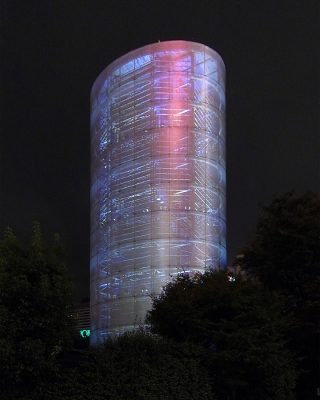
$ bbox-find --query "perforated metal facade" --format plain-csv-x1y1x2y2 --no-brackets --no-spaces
90,41,226,345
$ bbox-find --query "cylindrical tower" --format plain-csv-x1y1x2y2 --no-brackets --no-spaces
90,41,226,345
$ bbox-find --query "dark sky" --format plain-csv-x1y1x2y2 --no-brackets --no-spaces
1,0,319,300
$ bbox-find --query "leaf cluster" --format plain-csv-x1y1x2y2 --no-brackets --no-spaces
29,331,215,400
238,191,320,399
147,271,296,400
0,223,73,396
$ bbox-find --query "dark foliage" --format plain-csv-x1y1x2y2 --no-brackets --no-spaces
28,331,214,400
147,271,296,400
0,223,73,398
238,192,320,399
0,224,214,400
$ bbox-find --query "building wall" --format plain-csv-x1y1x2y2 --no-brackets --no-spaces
90,41,226,345
71,301,90,337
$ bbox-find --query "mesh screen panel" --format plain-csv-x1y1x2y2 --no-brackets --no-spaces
90,41,226,345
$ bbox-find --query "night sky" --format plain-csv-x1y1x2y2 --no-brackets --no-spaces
1,1,319,300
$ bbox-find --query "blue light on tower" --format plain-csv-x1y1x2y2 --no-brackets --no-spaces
90,41,226,345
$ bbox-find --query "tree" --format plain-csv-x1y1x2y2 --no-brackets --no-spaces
29,331,215,400
0,223,73,398
147,271,296,400
238,191,320,399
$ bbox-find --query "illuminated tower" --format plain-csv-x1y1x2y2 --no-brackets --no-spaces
90,41,226,345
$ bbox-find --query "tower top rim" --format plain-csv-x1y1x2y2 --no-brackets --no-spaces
91,40,225,100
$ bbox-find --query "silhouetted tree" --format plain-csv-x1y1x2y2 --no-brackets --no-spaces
147,271,296,400
29,331,215,400
0,223,73,398
238,192,320,399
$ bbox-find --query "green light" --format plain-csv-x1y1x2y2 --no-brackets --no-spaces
80,329,90,338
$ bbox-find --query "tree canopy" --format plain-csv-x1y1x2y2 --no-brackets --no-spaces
239,191,320,295
238,191,320,399
147,271,296,400
0,223,73,397
28,332,215,400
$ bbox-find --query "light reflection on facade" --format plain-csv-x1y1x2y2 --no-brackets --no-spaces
90,41,226,345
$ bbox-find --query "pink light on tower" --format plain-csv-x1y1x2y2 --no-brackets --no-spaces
90,41,226,344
